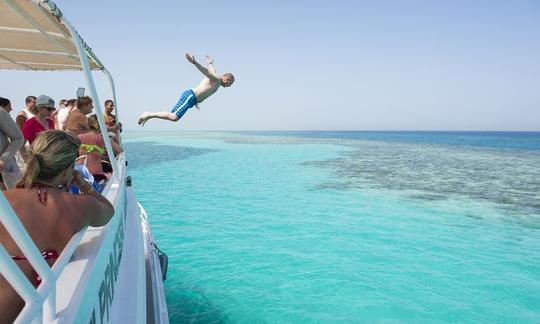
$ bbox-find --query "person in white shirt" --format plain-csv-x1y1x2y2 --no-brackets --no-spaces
52,99,70,130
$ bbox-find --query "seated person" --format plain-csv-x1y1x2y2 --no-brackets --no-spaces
79,115,123,178
0,130,114,323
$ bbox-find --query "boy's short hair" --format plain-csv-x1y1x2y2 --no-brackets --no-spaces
25,96,36,104
104,99,113,106
223,73,235,83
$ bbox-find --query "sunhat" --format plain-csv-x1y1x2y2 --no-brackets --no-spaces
35,95,55,108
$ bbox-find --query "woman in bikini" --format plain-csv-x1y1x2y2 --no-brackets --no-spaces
0,130,115,323
79,115,123,176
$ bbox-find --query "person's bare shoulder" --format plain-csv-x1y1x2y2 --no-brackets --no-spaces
57,192,97,230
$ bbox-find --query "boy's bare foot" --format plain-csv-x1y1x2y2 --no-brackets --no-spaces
137,112,150,127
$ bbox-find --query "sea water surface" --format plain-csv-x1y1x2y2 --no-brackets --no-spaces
123,131,540,323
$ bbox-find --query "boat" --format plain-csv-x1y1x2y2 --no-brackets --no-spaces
0,0,169,323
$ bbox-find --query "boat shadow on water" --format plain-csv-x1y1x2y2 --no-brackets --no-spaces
123,142,218,170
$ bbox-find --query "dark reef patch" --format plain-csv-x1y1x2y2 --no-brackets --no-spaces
124,142,218,170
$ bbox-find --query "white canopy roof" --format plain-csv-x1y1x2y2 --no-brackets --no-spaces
0,0,103,71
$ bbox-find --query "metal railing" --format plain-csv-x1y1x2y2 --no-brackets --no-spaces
0,1,125,322
0,156,126,323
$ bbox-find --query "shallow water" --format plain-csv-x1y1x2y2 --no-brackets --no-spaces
124,131,540,323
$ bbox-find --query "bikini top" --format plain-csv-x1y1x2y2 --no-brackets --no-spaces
11,250,59,287
80,143,106,155
32,182,61,206
9,183,61,286
80,133,106,155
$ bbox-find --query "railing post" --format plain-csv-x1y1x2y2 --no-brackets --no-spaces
0,193,54,322
103,68,123,172
62,20,118,175
0,245,41,305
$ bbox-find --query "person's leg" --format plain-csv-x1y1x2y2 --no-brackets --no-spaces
137,111,178,126
138,89,196,126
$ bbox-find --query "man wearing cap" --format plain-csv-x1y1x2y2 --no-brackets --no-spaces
21,95,55,145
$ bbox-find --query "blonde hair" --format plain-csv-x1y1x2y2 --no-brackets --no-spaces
88,114,100,131
17,130,80,188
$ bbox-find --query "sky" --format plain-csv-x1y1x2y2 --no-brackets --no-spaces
3,0,540,131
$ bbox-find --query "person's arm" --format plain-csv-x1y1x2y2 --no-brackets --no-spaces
15,113,26,130
205,55,217,75
106,122,122,134
185,53,220,81
111,139,123,156
71,171,114,228
51,109,59,129
0,110,24,163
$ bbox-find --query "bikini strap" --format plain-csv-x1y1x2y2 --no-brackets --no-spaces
11,250,59,261
31,183,60,206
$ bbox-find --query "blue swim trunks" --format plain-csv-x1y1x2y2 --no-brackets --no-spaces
171,89,197,120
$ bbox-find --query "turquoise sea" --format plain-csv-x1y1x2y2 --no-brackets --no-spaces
124,131,540,323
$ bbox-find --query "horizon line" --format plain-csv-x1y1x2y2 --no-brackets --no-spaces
122,129,540,133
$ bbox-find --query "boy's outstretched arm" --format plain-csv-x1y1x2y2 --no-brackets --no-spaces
205,55,217,75
185,53,220,81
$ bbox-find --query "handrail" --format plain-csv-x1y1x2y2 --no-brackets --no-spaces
7,156,125,324
65,157,127,323
61,17,119,175
0,194,53,322
103,68,123,148
0,239,42,307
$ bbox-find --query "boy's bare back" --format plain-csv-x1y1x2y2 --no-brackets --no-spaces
192,77,221,103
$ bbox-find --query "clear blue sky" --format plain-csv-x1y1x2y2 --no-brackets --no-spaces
3,0,540,131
